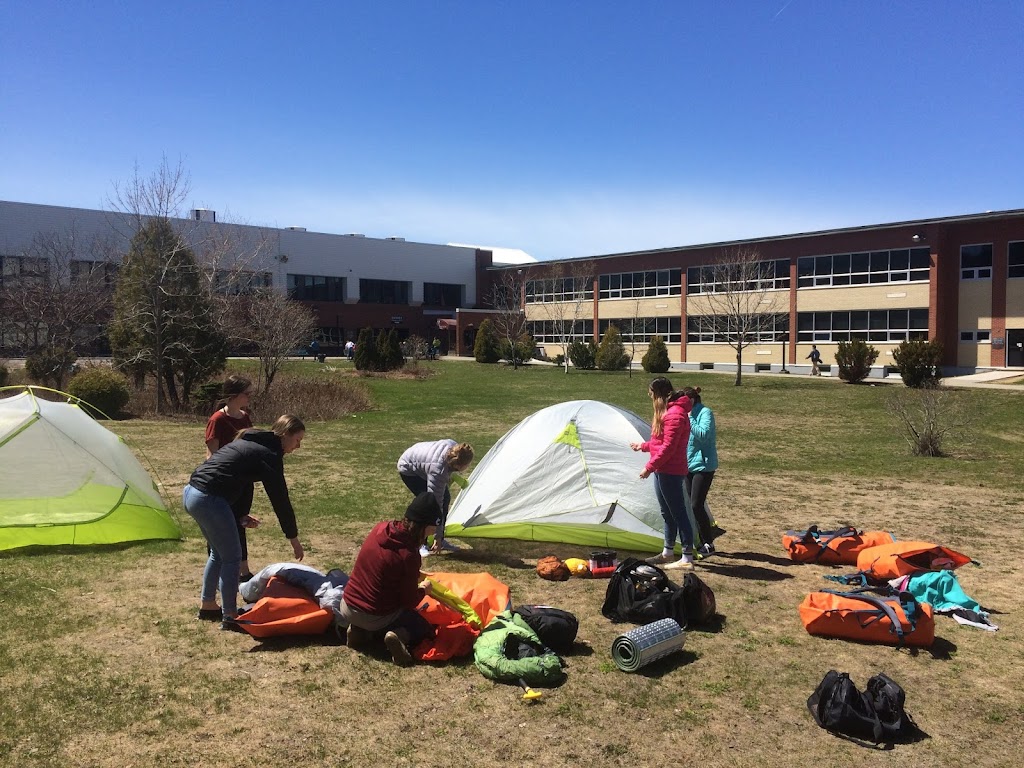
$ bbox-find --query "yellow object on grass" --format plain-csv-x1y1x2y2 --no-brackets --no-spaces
564,557,591,577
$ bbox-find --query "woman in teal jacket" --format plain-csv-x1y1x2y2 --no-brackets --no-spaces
683,386,720,558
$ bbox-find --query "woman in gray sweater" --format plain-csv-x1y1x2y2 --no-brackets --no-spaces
396,439,473,555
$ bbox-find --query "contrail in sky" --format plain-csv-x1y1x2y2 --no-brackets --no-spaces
773,0,794,19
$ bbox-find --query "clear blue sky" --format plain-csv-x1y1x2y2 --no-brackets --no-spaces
2,1,1022,260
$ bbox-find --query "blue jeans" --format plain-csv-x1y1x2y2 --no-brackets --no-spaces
654,472,694,552
183,484,242,617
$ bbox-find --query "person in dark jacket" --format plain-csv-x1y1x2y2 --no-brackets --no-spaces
339,493,440,666
183,414,306,631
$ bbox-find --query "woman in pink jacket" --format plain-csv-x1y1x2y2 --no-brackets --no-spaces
630,377,695,571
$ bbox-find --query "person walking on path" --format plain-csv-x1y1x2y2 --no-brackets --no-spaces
183,415,306,632
682,386,720,560
806,345,822,376
630,377,696,571
397,439,474,556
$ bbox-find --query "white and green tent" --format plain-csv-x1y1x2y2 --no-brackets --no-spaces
0,387,180,551
446,399,696,553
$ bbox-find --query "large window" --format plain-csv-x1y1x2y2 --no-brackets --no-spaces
598,269,681,299
528,319,594,344
1008,242,1024,279
287,274,345,301
359,278,410,305
0,255,49,287
214,269,272,295
687,260,789,295
526,277,594,304
423,282,464,307
796,308,928,343
797,247,929,288
686,313,788,343
70,260,119,287
601,317,682,344
960,244,992,280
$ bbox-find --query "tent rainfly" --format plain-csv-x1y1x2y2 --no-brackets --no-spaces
445,399,697,552
0,387,180,551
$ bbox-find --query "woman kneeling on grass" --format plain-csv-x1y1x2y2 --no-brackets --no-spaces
183,415,306,632
339,493,440,666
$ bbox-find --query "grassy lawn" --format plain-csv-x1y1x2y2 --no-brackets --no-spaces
2,361,1023,767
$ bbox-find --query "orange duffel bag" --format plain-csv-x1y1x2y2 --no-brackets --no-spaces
236,577,334,638
799,588,935,647
855,541,974,581
782,525,895,565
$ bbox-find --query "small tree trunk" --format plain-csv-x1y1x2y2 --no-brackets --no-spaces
735,349,743,386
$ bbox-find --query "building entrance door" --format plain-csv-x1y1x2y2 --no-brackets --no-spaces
1007,329,1024,367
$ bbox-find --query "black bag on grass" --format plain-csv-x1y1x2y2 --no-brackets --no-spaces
601,558,716,628
512,606,579,654
807,670,923,747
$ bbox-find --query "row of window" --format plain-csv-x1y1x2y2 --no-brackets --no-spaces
598,270,682,299
795,308,928,343
960,330,991,343
598,317,682,344
687,260,790,295
686,314,789,343
528,319,595,343
961,242,1024,280
526,277,593,303
287,274,346,302
798,247,931,287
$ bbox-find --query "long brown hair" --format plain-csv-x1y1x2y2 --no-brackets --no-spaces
447,442,474,470
649,377,674,437
218,375,252,407
271,414,305,438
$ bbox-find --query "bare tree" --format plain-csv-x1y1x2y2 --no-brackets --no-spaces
622,272,656,379
692,248,787,386
886,387,975,457
0,226,118,387
488,269,530,370
222,289,316,393
527,261,594,373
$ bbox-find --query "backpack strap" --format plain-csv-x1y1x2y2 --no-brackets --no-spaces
820,588,917,646
823,572,870,587
811,526,860,562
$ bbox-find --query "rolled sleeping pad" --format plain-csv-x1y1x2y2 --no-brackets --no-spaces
611,618,685,672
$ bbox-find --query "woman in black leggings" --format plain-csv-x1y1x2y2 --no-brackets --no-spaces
682,386,720,558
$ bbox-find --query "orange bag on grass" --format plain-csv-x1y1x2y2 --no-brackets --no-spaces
855,541,973,581
782,525,895,565
236,577,333,638
799,588,935,648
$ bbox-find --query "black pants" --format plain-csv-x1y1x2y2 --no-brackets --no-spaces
685,471,716,546
399,474,451,537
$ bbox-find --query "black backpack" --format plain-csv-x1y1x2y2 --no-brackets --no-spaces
808,670,923,747
601,558,716,628
512,606,579,654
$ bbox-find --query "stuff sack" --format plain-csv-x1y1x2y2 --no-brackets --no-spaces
513,605,579,654
536,556,571,581
782,525,895,565
799,588,934,647
855,540,973,581
808,670,923,746
236,577,334,638
680,571,717,627
601,557,716,628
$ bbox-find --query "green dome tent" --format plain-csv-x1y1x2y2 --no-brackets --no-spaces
0,386,180,551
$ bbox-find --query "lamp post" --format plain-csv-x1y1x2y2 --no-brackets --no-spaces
780,331,789,374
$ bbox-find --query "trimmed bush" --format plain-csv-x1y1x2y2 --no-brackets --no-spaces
499,331,535,366
354,327,382,371
379,328,404,370
642,336,671,373
474,319,501,364
567,340,597,370
0,363,8,388
835,339,879,383
67,366,131,419
596,325,630,370
893,339,943,388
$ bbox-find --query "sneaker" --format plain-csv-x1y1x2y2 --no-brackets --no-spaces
384,630,413,667
418,545,432,558
695,543,717,560
197,607,222,621
662,556,695,572
346,624,371,650
645,553,675,565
